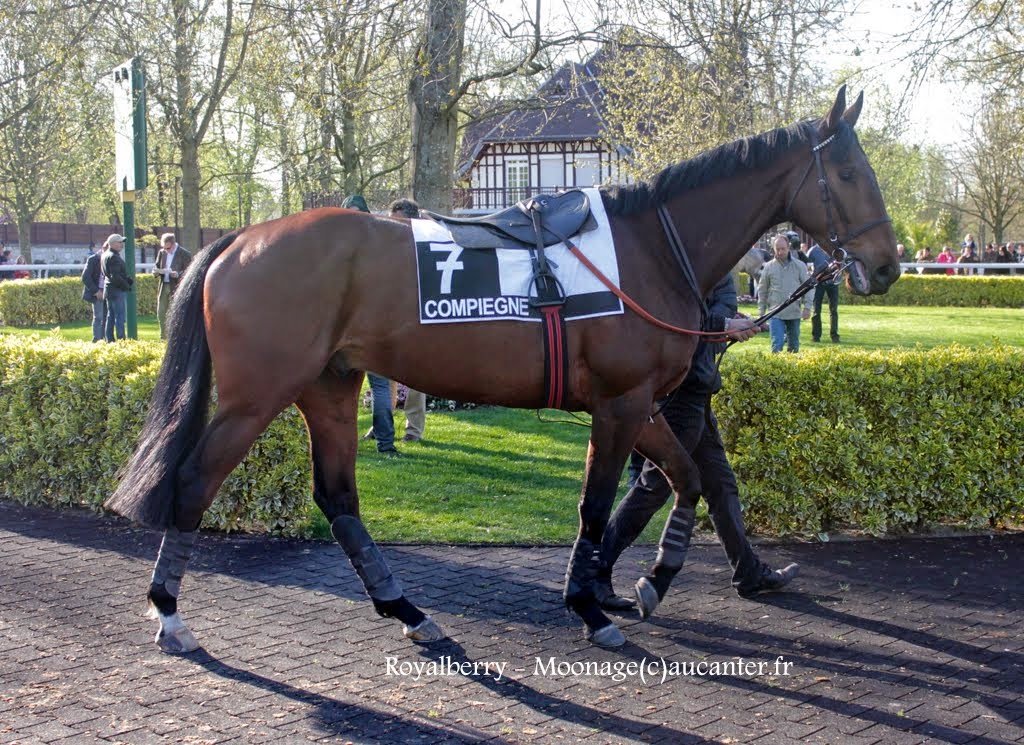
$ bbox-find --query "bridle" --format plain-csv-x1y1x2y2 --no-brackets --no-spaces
784,126,892,274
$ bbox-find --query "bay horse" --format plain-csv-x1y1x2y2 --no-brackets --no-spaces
106,86,899,652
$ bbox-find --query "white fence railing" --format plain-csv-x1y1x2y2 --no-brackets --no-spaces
2,261,1024,277
898,262,1024,275
0,263,157,278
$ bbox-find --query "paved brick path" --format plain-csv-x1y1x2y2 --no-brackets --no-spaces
1,501,1022,744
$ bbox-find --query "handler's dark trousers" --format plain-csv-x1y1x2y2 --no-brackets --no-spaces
811,282,839,341
602,390,762,593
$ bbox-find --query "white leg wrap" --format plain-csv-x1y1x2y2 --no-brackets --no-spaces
151,526,197,597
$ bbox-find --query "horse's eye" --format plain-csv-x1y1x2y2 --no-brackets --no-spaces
839,168,855,182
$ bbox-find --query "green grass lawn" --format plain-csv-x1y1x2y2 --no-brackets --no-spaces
731,304,1024,353
5,306,1024,350
4,305,1024,542
0,315,164,341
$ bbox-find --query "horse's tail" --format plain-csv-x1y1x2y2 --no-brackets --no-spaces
104,232,238,529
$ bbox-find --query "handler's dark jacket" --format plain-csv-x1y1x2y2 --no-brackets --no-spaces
683,274,735,396
101,249,134,293
81,252,102,301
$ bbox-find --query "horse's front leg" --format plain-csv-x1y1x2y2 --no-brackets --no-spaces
565,390,651,647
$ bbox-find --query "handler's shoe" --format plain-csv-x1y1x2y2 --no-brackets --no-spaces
736,562,800,599
594,577,637,611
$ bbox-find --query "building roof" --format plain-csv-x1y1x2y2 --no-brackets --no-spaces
456,42,628,177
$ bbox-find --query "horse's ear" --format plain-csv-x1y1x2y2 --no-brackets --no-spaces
842,90,864,128
825,85,848,130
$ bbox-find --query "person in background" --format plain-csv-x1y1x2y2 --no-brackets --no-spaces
785,231,809,262
152,233,193,339
895,243,909,272
807,244,840,343
937,245,957,276
12,255,30,280
958,242,979,275
388,198,428,443
993,244,1015,275
0,246,10,281
342,195,401,457
81,247,106,342
758,234,811,353
914,245,934,274
100,234,133,342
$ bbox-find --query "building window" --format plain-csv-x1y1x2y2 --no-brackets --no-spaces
506,158,529,205
539,155,564,193
573,155,600,187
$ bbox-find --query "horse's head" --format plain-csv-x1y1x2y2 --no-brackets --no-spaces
733,247,766,283
786,86,900,295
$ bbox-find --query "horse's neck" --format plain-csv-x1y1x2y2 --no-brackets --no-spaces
671,155,796,295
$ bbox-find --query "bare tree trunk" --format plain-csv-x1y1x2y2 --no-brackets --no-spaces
15,212,32,263
341,99,358,195
278,124,292,213
314,88,333,193
408,0,466,213
180,138,201,250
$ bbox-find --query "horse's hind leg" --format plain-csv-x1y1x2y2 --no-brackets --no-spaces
148,403,293,653
295,367,443,643
628,413,704,620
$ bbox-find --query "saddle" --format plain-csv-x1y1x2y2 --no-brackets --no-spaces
424,190,596,251
426,191,596,409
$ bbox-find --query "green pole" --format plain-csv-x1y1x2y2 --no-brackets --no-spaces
123,191,138,339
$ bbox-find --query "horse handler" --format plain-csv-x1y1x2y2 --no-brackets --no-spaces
595,274,799,617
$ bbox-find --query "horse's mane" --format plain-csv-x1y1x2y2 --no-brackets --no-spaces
601,119,858,216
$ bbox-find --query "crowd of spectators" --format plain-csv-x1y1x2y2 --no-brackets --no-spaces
904,234,1024,275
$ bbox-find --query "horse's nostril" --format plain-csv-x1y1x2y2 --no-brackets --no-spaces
874,263,897,283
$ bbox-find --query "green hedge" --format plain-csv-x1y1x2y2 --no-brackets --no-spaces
716,346,1024,535
0,275,160,326
0,336,311,535
1,336,1021,537
841,273,1024,307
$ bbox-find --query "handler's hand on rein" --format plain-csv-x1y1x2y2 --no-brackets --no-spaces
724,316,759,342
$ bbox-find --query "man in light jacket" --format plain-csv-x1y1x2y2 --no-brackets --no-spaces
758,234,811,353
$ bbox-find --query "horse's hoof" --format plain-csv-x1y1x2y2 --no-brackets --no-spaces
585,623,626,648
635,577,661,620
154,612,200,654
155,625,200,654
403,615,445,643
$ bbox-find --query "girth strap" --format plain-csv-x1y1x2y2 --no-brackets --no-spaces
541,306,568,409
525,197,570,409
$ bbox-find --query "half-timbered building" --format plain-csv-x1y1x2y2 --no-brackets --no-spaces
454,45,633,214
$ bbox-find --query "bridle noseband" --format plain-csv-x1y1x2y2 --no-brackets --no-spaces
785,127,892,272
